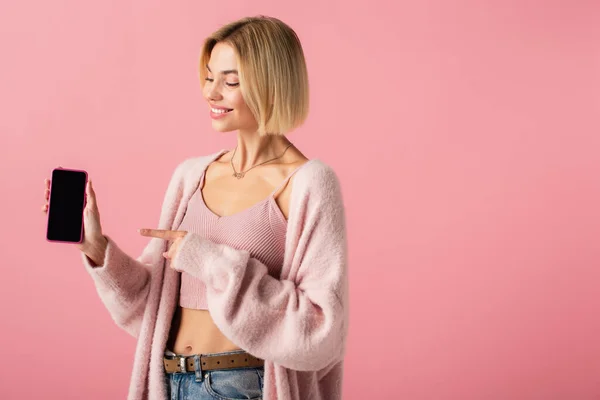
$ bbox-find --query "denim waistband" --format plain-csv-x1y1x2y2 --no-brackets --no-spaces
163,347,263,380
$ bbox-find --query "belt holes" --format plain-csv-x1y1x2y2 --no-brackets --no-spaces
217,361,220,364
203,362,206,365
231,360,234,363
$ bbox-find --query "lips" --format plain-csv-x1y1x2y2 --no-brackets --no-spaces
210,105,233,111
210,107,233,119
211,108,233,113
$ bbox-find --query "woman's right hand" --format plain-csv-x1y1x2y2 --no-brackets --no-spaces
42,178,108,265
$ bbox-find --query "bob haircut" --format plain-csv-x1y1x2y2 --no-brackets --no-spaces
199,16,310,136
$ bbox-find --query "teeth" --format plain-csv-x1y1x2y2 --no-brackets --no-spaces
212,108,231,114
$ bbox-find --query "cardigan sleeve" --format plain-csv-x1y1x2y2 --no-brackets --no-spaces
81,161,186,338
173,165,349,371
81,235,158,338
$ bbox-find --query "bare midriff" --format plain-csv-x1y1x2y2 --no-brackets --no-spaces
168,307,242,354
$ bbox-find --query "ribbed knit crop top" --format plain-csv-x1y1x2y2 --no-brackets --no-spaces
176,160,311,310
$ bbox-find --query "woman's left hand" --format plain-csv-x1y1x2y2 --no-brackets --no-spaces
138,228,188,270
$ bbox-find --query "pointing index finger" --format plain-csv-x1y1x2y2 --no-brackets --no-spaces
138,229,186,239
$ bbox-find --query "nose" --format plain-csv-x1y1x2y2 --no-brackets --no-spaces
205,82,222,101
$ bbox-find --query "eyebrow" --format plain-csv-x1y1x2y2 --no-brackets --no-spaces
206,65,238,75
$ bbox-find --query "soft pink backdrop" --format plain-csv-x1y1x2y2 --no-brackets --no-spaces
1,1,599,399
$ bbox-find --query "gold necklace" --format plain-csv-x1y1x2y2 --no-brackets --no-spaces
230,142,294,179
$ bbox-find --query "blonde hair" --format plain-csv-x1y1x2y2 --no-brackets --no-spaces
199,16,309,136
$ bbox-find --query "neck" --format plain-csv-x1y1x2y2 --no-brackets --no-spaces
232,129,291,170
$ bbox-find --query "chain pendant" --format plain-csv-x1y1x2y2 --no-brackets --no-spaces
230,142,293,181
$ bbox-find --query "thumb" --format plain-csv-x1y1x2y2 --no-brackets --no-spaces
86,180,97,210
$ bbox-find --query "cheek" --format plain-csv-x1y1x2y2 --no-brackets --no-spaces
236,105,254,122
228,93,255,122
227,90,246,110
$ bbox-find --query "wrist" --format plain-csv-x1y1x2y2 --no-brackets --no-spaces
85,235,108,266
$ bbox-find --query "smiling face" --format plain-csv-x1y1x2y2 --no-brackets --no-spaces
202,42,258,133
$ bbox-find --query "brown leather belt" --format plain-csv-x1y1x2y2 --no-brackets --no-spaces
164,352,264,374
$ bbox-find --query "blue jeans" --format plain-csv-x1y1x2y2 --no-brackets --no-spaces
164,349,264,400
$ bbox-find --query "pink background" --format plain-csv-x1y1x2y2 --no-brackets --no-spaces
1,1,599,399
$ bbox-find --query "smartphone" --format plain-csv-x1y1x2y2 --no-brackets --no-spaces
46,167,88,243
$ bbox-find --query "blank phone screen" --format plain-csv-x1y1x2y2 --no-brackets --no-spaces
46,169,87,243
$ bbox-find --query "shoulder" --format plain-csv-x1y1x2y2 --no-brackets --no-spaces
290,158,345,211
294,158,344,195
288,158,347,231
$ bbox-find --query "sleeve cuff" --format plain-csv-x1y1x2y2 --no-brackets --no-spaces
173,233,252,293
172,232,207,280
81,235,143,290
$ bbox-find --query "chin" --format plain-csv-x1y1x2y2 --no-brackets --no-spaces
211,123,237,133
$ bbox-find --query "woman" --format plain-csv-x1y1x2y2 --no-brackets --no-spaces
42,15,348,400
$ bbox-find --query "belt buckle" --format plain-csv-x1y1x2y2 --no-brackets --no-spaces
165,353,188,374
177,355,187,373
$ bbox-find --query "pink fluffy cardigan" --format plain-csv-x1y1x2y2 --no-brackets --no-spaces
81,149,350,400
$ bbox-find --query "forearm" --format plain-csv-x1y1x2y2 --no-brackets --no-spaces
83,235,109,267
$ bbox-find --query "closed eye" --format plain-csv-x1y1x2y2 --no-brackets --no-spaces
205,78,239,87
